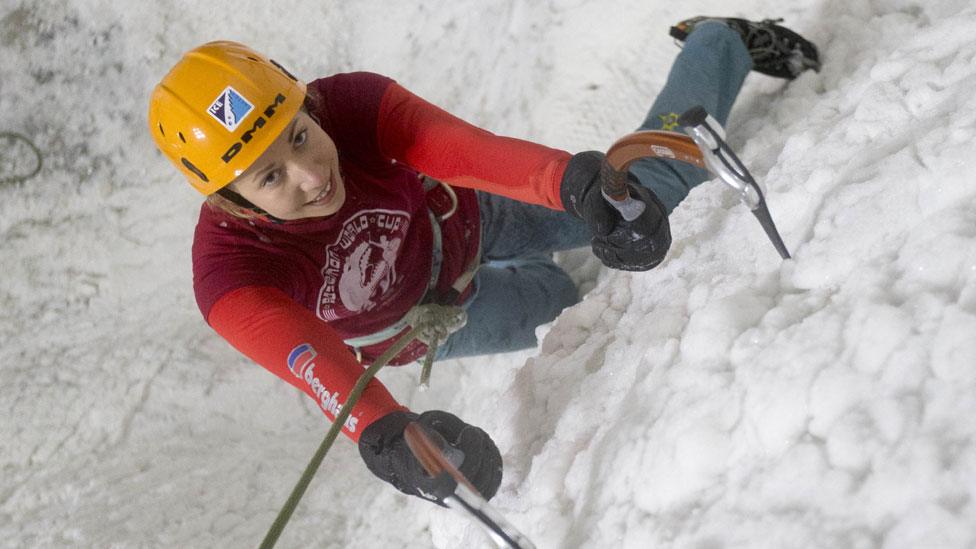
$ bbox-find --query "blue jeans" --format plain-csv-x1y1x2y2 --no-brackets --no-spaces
438,22,752,359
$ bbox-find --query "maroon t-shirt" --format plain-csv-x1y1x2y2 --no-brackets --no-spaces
193,73,480,362
192,72,572,437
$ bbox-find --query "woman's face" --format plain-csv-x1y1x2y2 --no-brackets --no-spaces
227,110,346,220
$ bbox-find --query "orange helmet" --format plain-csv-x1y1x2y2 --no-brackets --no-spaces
148,41,307,195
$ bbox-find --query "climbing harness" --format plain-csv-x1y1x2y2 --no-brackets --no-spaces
344,176,479,387
0,132,43,185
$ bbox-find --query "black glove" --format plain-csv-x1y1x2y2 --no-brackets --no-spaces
560,151,671,271
358,410,502,506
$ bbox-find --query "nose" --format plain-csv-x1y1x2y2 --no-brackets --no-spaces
290,158,326,192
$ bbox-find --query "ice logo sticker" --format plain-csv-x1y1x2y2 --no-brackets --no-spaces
287,343,317,380
207,86,253,132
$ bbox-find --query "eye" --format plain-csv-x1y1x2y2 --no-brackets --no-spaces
260,169,281,188
293,128,307,148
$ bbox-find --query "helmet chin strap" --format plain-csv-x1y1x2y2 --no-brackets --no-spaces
216,188,286,224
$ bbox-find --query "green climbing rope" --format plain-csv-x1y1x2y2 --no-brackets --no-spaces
258,324,422,549
419,344,437,389
0,132,43,185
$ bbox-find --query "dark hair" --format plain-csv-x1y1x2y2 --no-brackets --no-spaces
303,87,327,128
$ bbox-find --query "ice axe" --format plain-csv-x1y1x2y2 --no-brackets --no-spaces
599,105,791,260
404,422,537,549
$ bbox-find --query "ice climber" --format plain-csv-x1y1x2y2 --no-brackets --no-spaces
147,17,820,505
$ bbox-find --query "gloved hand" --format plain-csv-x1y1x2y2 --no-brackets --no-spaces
358,410,502,506
560,151,672,271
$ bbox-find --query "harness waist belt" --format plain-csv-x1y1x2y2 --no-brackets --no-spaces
342,177,479,350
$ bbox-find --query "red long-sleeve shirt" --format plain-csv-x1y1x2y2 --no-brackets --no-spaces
194,72,570,441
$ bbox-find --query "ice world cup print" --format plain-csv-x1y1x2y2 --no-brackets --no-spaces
317,209,410,321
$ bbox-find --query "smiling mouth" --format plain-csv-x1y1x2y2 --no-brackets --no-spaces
306,176,335,206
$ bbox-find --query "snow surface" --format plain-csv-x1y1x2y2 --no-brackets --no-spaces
2,0,976,547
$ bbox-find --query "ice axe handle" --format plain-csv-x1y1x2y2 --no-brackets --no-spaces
599,130,706,222
599,159,645,222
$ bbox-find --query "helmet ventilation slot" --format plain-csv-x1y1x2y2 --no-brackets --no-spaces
181,157,209,183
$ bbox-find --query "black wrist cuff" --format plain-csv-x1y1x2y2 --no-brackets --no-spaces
559,151,604,219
